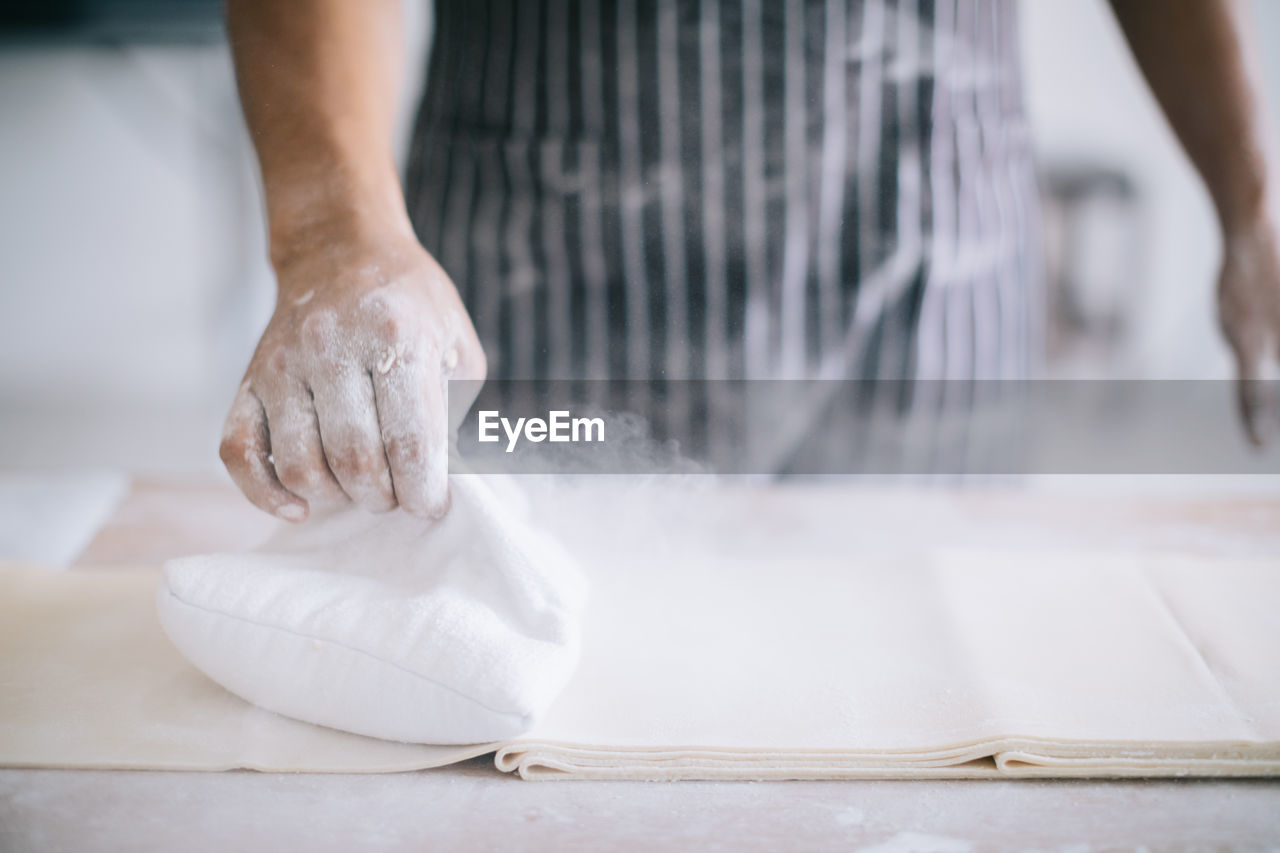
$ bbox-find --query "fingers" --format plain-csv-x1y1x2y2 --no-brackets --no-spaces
1224,322,1276,447
219,383,308,522
257,377,347,512
310,366,398,512
1236,363,1272,449
372,350,451,518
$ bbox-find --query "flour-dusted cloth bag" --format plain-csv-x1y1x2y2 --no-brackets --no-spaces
157,475,587,745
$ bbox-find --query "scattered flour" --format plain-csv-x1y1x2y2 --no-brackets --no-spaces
856,831,973,853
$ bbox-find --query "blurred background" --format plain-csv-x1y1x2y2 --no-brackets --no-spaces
1,0,1279,475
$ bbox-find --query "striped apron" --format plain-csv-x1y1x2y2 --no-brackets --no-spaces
405,0,1042,388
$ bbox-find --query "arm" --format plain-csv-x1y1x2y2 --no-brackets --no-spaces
1109,0,1279,442
223,0,485,521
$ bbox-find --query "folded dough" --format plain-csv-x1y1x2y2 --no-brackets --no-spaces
156,475,586,745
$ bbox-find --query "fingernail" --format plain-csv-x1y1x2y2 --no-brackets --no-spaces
277,503,307,523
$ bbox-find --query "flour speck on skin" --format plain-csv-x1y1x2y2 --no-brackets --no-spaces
293,289,315,306
377,342,409,375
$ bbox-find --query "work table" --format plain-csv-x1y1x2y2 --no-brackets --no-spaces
2,474,1278,850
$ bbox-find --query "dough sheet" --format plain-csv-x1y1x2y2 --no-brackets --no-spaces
496,548,1280,779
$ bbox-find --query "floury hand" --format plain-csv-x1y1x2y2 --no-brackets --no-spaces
221,229,486,522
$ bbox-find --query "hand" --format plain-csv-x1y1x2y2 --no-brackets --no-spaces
1218,214,1280,445
220,227,486,521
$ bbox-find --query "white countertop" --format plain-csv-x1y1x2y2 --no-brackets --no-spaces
4,762,1279,851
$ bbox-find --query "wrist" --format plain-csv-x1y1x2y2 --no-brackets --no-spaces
1220,187,1275,247
267,203,425,304
263,158,413,270
270,204,411,268
1214,147,1273,238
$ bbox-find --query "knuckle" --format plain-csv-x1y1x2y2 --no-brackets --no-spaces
219,435,251,471
360,289,416,337
386,434,426,467
380,312,406,341
263,347,288,376
299,309,339,353
275,461,318,492
328,445,379,482
358,287,399,319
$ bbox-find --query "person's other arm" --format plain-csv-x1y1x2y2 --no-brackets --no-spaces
223,0,485,521
1109,0,1279,443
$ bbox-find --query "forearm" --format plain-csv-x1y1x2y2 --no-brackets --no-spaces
226,0,410,264
1109,0,1273,234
